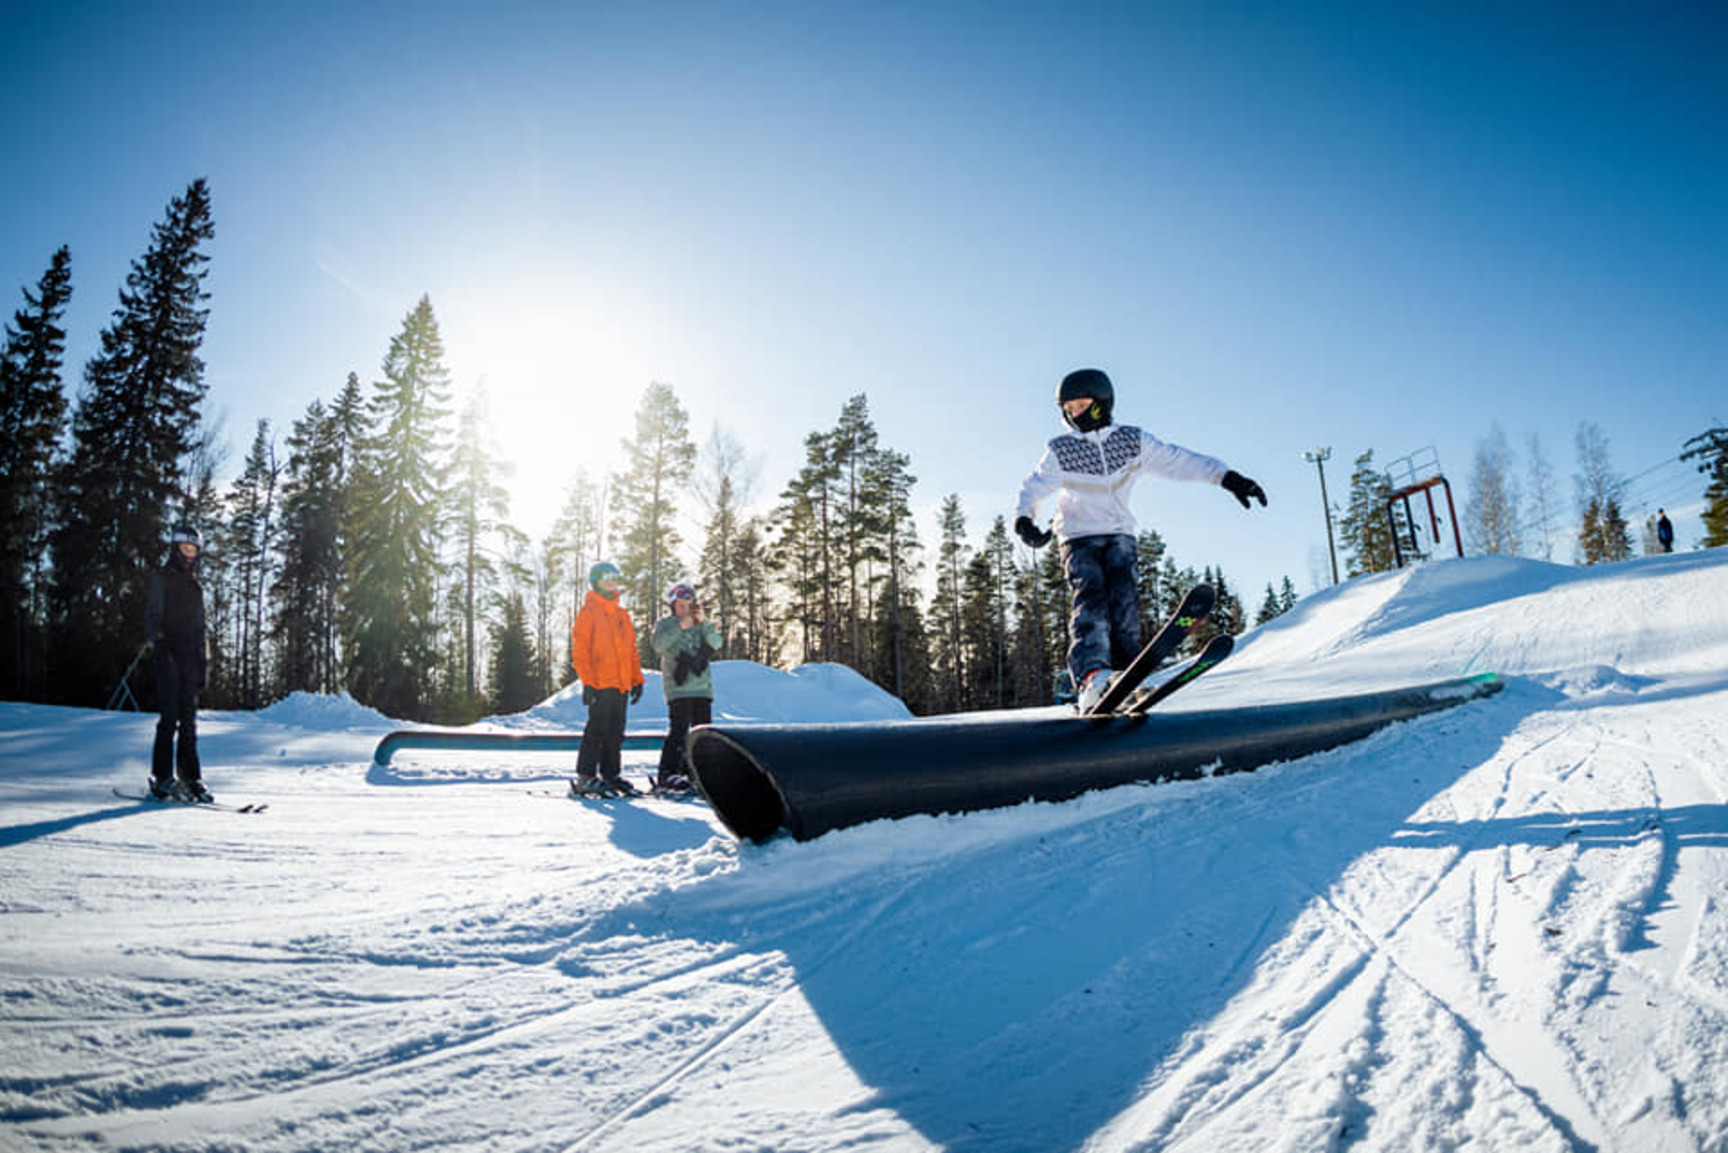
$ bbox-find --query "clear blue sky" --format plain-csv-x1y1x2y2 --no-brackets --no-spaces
4,1,1724,606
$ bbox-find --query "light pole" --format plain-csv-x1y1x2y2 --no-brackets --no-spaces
1303,448,1339,585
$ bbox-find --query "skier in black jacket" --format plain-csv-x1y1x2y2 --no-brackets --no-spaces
144,525,211,802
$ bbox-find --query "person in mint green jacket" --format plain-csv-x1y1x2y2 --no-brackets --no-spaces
651,582,723,793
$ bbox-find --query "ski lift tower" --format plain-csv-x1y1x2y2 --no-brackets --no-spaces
1384,446,1463,567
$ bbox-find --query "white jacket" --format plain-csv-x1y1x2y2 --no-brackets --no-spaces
1016,423,1228,542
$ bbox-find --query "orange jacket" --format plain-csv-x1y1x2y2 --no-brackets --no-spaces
570,590,643,692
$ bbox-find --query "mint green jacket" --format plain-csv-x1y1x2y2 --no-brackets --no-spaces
651,614,723,701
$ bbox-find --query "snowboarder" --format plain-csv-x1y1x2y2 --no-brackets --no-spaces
569,562,645,797
1014,368,1267,713
1657,509,1674,553
145,525,212,802
651,582,723,793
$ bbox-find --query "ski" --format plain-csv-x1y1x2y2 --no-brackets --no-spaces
528,781,701,803
112,787,268,814
1083,583,1216,716
1120,633,1235,715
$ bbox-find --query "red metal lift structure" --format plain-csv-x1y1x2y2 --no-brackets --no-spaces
1384,447,1463,567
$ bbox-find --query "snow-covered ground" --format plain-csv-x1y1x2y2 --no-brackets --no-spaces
3,550,1727,1152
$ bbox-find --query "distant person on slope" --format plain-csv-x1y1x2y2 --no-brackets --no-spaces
569,562,645,798
1657,509,1675,553
1014,368,1267,713
651,582,723,794
144,525,212,802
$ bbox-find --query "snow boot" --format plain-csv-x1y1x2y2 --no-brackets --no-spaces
654,773,695,795
148,777,178,802
600,775,641,797
1076,668,1116,713
570,776,609,798
181,779,214,804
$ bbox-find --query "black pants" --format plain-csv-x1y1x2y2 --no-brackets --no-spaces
152,645,202,781
576,688,627,780
657,696,712,783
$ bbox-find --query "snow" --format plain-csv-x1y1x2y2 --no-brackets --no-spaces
4,550,1728,1152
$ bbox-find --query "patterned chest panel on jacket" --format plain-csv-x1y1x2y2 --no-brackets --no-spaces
1050,427,1141,476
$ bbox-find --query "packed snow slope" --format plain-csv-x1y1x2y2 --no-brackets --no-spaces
3,550,1727,1153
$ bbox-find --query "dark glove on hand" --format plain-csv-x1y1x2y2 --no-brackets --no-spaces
673,653,693,686
689,643,713,676
1014,515,1053,549
629,683,643,705
582,684,598,706
1222,471,1268,509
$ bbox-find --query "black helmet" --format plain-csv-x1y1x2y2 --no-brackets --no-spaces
1057,368,1114,432
169,524,203,550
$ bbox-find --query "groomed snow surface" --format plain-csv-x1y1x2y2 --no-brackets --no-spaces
4,550,1727,1153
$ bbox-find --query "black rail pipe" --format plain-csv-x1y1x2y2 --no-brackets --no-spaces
688,673,1503,843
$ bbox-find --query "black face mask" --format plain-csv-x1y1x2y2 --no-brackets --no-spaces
1062,398,1112,433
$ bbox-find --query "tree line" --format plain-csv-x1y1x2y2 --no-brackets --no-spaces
5,179,1725,721
0,180,1293,721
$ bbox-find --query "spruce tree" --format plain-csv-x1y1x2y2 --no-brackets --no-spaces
344,296,452,720
488,591,539,715
223,420,280,707
930,495,969,713
1339,450,1402,575
49,180,215,704
273,395,349,694
448,385,523,702
610,381,697,650
865,446,919,700
1573,422,1632,564
548,468,605,678
0,245,72,699
1680,427,1728,548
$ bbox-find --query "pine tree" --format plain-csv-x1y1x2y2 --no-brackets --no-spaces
49,180,215,704
1573,422,1631,564
1135,529,1170,640
0,245,72,699
1680,427,1728,548
930,494,969,713
344,296,452,720
273,390,352,695
448,385,524,702
1338,450,1403,575
1256,583,1282,625
773,431,840,664
488,591,539,715
610,381,697,652
866,446,919,701
691,425,758,653
222,420,280,707
548,468,605,679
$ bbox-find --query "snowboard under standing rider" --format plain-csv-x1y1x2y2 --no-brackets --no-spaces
144,525,212,802
1014,368,1267,713
569,562,645,797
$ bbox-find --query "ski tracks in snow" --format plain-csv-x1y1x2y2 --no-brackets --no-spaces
1087,682,1728,1153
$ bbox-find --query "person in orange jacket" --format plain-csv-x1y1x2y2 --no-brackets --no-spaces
569,561,645,797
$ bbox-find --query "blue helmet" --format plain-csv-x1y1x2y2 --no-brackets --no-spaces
589,561,622,592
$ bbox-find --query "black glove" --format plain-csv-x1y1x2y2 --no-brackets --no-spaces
673,653,693,686
582,684,598,706
689,642,713,676
629,683,643,705
1221,471,1267,509
1014,515,1053,549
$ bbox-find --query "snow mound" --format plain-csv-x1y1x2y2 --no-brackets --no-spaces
509,660,913,729
251,690,394,729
